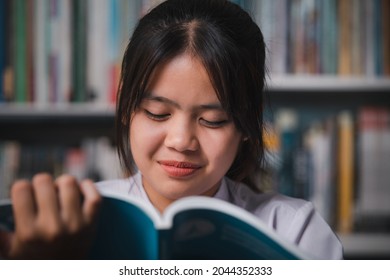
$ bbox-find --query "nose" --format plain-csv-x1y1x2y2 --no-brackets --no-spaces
164,117,199,152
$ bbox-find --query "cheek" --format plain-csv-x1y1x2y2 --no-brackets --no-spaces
201,128,241,168
129,116,164,161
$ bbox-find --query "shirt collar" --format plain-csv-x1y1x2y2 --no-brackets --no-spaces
133,171,231,210
212,177,231,202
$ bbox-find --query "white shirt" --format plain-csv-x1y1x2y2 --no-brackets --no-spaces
96,172,343,259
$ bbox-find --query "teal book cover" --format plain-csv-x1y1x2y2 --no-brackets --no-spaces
0,192,310,260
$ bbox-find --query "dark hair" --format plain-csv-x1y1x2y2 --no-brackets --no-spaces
116,0,266,189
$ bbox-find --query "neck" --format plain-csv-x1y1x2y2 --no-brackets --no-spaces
141,176,221,213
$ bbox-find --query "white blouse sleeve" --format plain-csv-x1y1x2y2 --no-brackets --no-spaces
222,179,343,259
282,200,343,259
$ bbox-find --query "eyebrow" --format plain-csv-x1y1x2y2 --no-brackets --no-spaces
143,94,224,111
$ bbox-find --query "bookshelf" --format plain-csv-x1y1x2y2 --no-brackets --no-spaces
339,233,390,259
265,82,390,260
268,76,390,92
1,0,390,259
0,104,115,144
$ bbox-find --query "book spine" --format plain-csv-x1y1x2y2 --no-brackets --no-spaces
261,123,281,192
292,135,310,200
376,108,390,213
271,0,287,75
373,0,383,76
26,0,35,103
0,141,21,199
57,0,72,103
47,0,56,103
338,0,352,75
0,0,5,102
121,0,142,51
253,0,272,72
293,0,305,73
108,0,121,104
305,0,319,74
358,0,367,76
306,122,333,224
351,0,363,76
364,1,375,77
34,0,49,105
321,0,338,74
13,0,27,102
356,107,390,229
71,0,87,102
337,111,354,234
87,0,110,104
275,109,299,197
382,0,390,76
356,107,378,217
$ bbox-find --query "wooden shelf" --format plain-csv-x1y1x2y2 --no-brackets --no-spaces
0,103,116,144
338,233,390,259
267,75,390,91
0,103,115,118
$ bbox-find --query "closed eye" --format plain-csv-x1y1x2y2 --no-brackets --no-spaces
200,118,229,128
144,110,170,121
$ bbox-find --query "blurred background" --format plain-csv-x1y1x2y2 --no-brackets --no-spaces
0,0,389,259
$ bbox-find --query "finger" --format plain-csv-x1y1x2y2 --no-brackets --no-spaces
32,173,61,225
11,180,36,230
55,175,83,232
79,179,101,225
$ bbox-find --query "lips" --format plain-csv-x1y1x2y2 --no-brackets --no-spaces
158,160,201,177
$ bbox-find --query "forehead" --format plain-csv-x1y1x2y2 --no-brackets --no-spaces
144,54,221,105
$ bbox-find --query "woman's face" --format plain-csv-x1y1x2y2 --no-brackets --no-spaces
130,54,242,212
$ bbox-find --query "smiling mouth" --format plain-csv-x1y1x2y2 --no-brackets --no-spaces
158,160,201,177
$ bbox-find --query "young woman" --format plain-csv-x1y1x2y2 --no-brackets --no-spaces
0,0,342,259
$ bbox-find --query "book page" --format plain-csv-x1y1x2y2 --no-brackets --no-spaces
162,197,310,259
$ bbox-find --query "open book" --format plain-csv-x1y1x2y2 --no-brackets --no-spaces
0,190,310,259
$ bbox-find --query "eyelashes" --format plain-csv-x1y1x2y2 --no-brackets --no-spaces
143,110,229,128
199,119,228,128
144,110,170,121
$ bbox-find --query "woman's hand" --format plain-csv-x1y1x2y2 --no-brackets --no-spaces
0,173,101,259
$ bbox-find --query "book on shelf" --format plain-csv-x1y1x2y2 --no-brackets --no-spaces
87,0,110,105
269,106,390,233
0,0,6,102
34,0,47,105
1,0,142,105
249,0,389,77
355,107,390,231
336,111,354,234
383,0,390,76
0,141,20,200
270,108,362,231
1,0,390,107
12,0,27,103
0,191,310,260
321,0,338,75
71,0,87,102
338,0,352,76
0,137,120,200
305,117,337,227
